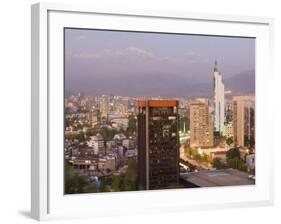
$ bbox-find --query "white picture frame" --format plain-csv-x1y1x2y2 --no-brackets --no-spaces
31,2,274,221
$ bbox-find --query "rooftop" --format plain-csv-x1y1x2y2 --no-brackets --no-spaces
137,100,178,108
180,169,255,187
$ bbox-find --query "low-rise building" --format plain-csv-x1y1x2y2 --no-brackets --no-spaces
197,147,228,156
180,169,255,188
117,146,125,158
98,156,116,173
125,148,137,158
111,117,129,130
122,139,130,148
71,159,96,170
87,133,104,154
113,133,126,145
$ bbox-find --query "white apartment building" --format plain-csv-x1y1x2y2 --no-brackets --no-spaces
87,133,104,154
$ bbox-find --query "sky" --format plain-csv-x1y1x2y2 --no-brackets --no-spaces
65,28,255,97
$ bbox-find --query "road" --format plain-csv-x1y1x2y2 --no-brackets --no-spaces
179,144,210,170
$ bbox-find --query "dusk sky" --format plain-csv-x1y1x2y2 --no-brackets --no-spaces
65,28,255,97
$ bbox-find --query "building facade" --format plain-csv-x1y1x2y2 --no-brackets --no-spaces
213,61,225,133
233,96,255,147
110,117,129,130
222,122,234,138
99,95,109,118
87,133,105,154
137,100,180,190
190,100,214,148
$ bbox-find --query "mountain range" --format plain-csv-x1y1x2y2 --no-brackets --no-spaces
66,70,255,97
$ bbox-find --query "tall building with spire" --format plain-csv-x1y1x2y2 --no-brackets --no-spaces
213,61,225,133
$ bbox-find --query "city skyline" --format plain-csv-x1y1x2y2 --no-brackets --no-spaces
65,28,255,97
64,29,255,194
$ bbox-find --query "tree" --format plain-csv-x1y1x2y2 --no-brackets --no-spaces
99,176,112,192
227,157,247,172
202,153,211,164
226,137,233,146
193,153,202,162
123,159,137,191
212,158,227,169
100,127,118,142
64,162,89,194
125,115,136,138
86,127,98,137
65,161,104,194
184,144,192,156
65,131,85,142
76,132,85,142
244,135,255,149
225,147,248,172
226,147,240,160
111,175,121,191
84,185,98,193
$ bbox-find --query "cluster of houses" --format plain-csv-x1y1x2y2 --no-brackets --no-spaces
65,133,137,177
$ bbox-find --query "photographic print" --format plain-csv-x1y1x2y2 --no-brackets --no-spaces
64,28,255,194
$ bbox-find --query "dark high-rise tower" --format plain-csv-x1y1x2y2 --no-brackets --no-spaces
137,100,179,190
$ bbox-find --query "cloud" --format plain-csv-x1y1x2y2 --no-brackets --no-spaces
72,46,154,61
72,52,101,59
71,47,210,67
77,35,87,40
123,47,154,58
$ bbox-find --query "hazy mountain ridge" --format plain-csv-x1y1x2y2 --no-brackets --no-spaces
224,70,255,95
66,70,255,97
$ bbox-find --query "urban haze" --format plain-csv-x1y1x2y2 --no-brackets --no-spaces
64,28,255,194
65,29,255,97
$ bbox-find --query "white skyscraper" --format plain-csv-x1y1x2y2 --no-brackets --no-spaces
213,61,225,133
